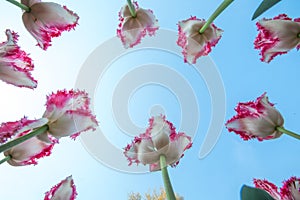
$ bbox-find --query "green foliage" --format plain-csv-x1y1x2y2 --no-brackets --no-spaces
240,185,275,200
252,0,282,20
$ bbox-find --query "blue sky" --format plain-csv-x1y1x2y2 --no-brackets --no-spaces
0,0,299,199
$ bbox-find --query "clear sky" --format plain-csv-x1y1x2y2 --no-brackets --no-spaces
0,0,299,199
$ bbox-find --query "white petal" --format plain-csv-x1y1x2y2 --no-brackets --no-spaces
51,176,74,200
261,20,300,50
137,139,160,165
48,112,97,139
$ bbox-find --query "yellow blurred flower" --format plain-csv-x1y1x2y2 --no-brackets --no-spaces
128,188,183,200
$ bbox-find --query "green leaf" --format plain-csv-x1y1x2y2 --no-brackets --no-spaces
252,0,282,20
240,185,276,200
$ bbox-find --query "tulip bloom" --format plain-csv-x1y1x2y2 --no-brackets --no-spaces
3,119,54,166
44,176,77,200
124,115,192,171
0,29,37,88
225,93,284,141
281,177,300,200
0,117,47,144
254,177,300,200
21,0,79,50
117,1,159,48
38,89,98,142
254,14,300,63
177,16,223,64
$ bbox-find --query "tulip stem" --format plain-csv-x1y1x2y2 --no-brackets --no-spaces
6,0,30,12
126,0,136,17
298,33,300,38
0,125,49,154
276,127,300,140
0,155,11,165
160,154,176,200
199,0,234,34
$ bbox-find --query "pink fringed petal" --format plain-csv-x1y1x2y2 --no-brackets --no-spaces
44,89,90,118
0,117,47,144
0,29,37,88
124,133,151,166
22,1,79,50
254,20,285,63
44,176,77,200
4,131,55,166
41,89,98,141
165,132,192,169
281,177,300,200
254,14,300,63
117,2,159,48
254,179,282,200
0,117,29,144
21,140,54,166
124,141,139,166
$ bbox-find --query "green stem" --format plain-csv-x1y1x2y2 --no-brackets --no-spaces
6,0,30,12
276,126,300,140
126,0,136,17
0,155,11,165
199,0,234,34
160,155,176,200
0,125,48,154
298,33,300,38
